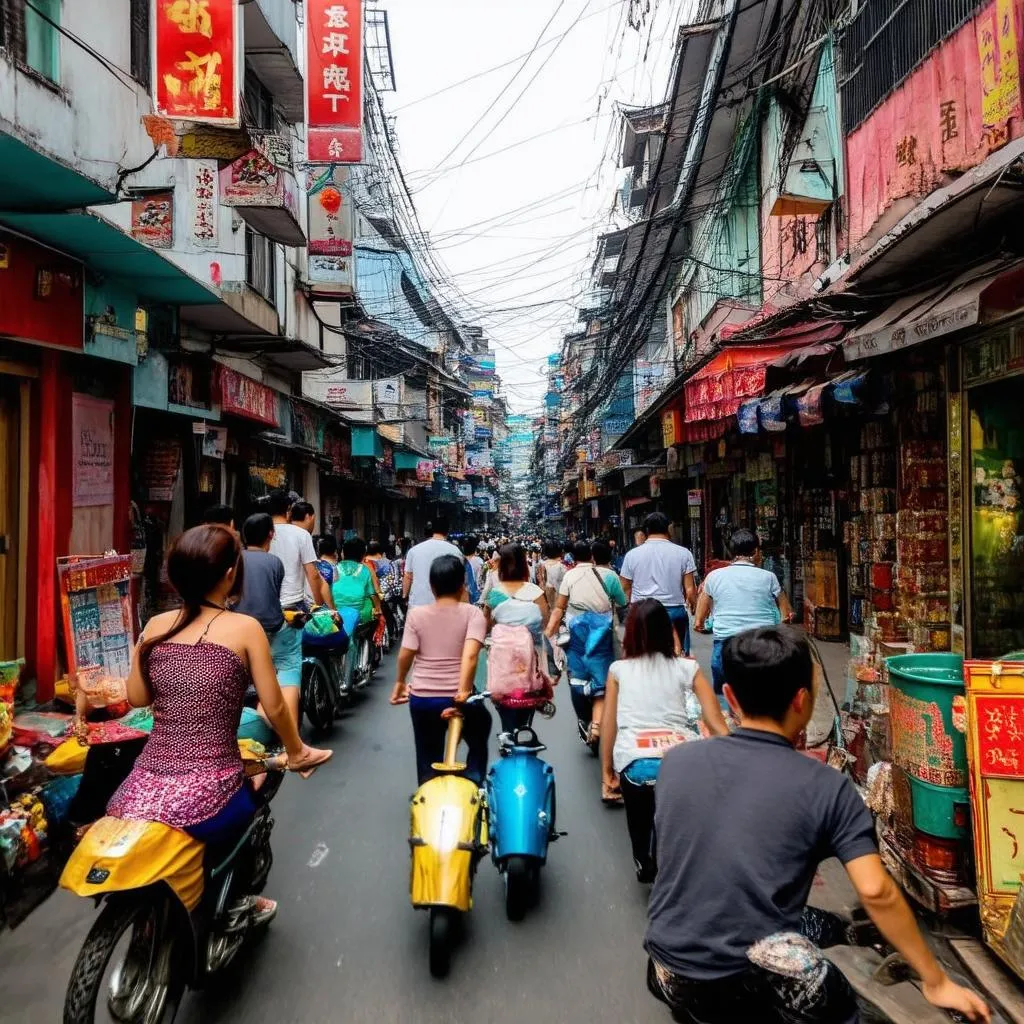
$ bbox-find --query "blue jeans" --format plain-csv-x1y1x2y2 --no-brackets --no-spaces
711,638,726,694
666,606,690,656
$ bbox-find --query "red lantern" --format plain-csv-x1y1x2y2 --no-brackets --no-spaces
319,187,342,216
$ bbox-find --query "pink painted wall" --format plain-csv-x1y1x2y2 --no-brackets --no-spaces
846,0,1024,252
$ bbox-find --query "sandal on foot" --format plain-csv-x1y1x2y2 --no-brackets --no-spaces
602,781,624,806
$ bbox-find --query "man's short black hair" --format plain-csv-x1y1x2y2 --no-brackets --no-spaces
366,540,382,556
430,553,465,597
644,511,670,535
242,513,274,548
289,500,315,523
592,539,612,565
572,540,592,564
543,539,562,559
343,536,367,562
722,626,813,722
730,528,760,558
266,490,292,517
463,535,479,556
317,535,338,557
203,503,234,527
432,515,450,536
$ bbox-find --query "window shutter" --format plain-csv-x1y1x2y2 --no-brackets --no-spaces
130,0,149,84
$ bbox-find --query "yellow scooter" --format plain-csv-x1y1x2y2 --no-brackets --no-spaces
59,745,285,1023
409,699,489,977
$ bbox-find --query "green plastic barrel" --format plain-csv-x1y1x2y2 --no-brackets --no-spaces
886,653,969,840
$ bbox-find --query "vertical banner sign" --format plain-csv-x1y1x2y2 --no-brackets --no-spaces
306,0,363,163
307,164,354,288
153,0,240,125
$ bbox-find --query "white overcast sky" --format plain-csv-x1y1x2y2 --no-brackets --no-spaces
382,0,697,415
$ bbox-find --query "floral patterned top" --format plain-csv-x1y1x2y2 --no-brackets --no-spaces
107,642,249,829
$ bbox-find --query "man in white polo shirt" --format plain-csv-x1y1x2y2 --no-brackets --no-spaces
619,512,697,655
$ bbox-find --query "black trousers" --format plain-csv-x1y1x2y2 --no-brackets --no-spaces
619,775,657,880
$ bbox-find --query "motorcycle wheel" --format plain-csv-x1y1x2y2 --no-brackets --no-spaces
302,660,334,735
64,894,183,1024
504,855,534,922
428,907,453,978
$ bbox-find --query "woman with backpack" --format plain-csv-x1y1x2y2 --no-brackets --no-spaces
601,599,727,881
544,540,628,800
483,543,551,734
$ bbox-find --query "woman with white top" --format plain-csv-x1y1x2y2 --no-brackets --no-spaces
602,599,728,882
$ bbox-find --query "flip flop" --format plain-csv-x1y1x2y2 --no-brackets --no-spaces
602,782,624,806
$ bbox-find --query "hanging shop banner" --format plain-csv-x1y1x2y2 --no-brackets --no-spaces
220,151,299,213
307,164,354,288
72,395,115,508
466,449,493,472
154,0,239,125
219,367,279,427
416,460,435,482
190,160,219,248
457,483,474,500
373,377,403,422
130,192,173,248
324,432,352,476
143,439,182,501
305,0,363,163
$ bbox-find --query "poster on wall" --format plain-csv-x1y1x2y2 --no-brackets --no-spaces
72,394,115,507
305,0,363,162
201,426,227,459
153,0,239,125
143,439,182,502
130,192,173,248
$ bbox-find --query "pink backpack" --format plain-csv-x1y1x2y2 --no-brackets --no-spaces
487,624,545,701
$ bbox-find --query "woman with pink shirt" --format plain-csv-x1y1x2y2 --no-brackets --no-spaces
389,554,492,784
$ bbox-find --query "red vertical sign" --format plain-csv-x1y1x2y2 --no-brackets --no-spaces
305,0,363,163
153,0,239,125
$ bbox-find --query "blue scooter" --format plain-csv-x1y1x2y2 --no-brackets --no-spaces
486,702,562,920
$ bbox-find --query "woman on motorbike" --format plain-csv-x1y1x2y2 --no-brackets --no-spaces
545,540,626,787
331,536,382,633
484,543,551,733
601,599,726,881
389,554,492,784
108,524,332,923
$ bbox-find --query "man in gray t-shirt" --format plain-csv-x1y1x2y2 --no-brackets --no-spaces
403,517,463,608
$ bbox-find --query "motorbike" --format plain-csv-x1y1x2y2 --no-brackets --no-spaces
408,697,489,978
60,749,285,1023
284,608,351,733
487,697,562,921
337,610,378,694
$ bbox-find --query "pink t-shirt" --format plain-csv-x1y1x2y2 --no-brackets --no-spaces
402,603,487,697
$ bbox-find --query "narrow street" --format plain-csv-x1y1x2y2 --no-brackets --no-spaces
0,643,662,1024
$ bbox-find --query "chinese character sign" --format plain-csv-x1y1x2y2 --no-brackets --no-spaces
154,0,239,125
306,0,363,163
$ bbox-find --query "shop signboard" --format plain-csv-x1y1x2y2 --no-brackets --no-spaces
219,366,279,427
466,449,493,472
457,482,473,500
373,377,403,423
307,164,354,290
58,554,135,692
154,0,239,125
302,373,373,420
201,426,227,459
324,431,352,476
130,192,173,248
416,459,435,482
220,151,299,213
661,409,683,447
962,660,1024,981
189,161,219,248
290,401,326,451
72,395,115,507
305,0,363,162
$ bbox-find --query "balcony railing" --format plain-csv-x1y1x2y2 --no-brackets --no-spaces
838,0,985,134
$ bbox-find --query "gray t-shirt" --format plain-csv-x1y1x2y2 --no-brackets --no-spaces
405,538,463,608
620,539,696,607
645,729,876,980
235,550,285,635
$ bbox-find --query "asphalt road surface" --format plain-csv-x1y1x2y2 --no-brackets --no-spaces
0,644,668,1024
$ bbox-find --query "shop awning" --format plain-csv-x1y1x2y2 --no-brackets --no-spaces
843,260,1024,361
0,132,116,211
0,211,221,306
684,331,833,431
